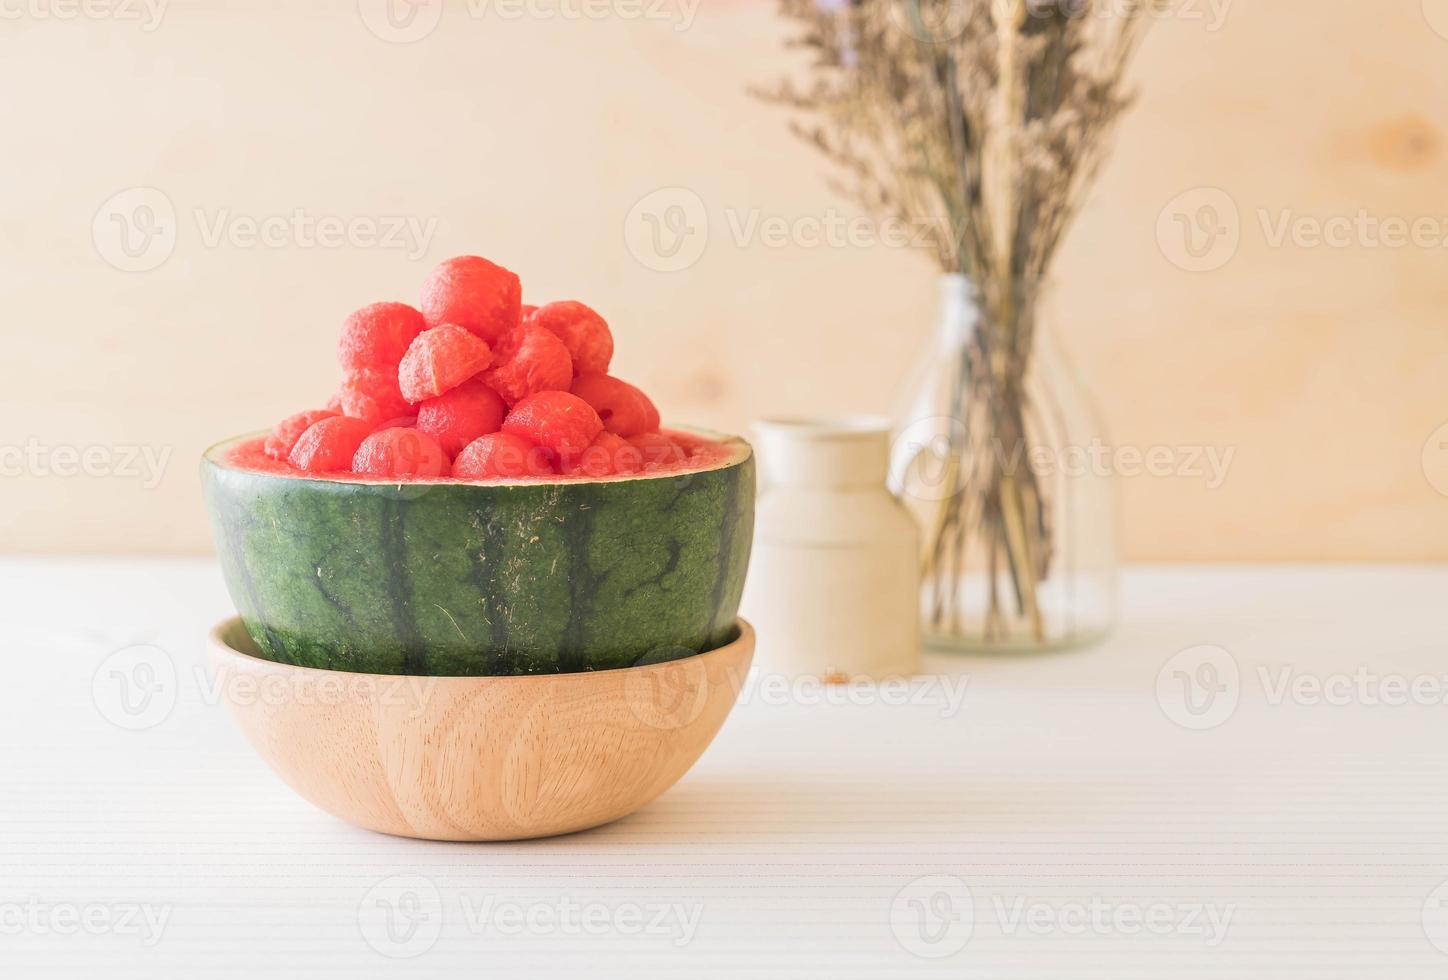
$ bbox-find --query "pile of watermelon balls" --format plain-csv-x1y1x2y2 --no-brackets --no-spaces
262,255,685,480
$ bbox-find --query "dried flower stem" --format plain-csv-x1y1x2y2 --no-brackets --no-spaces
761,0,1157,644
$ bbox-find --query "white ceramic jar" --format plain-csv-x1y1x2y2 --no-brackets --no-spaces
741,418,921,680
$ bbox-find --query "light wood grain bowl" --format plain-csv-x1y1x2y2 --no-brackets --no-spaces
208,616,754,841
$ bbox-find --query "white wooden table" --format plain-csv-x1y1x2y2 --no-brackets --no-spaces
3,559,1446,977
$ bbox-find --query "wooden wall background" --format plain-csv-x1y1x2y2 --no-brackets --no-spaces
1,0,1445,558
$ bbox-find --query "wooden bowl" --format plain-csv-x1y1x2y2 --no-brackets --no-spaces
208,616,754,841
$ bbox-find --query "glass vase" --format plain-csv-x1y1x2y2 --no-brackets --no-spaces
888,274,1118,652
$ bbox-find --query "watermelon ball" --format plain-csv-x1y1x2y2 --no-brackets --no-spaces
415,379,507,458
288,415,375,474
371,414,418,431
337,302,426,372
628,430,685,470
338,366,411,422
419,255,522,344
560,431,643,478
569,374,660,437
501,390,603,459
264,409,336,461
519,303,538,319
529,301,614,377
483,324,574,405
352,426,447,478
452,432,555,480
398,324,494,403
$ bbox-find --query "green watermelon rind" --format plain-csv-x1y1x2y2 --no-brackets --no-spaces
201,430,754,676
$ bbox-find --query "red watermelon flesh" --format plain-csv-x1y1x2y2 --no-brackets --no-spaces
483,324,573,405
236,253,711,483
398,324,494,403
570,374,660,438
415,379,507,458
501,390,603,459
628,430,687,470
230,427,726,481
352,427,448,478
452,431,556,480
529,301,614,377
559,431,642,478
419,256,521,344
337,367,412,422
338,302,426,372
288,416,375,474
265,409,337,461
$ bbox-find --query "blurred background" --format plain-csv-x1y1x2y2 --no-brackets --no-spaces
2,0,1446,560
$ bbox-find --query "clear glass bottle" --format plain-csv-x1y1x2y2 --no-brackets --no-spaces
888,274,1118,651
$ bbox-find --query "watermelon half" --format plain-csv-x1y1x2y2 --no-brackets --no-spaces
201,429,754,676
